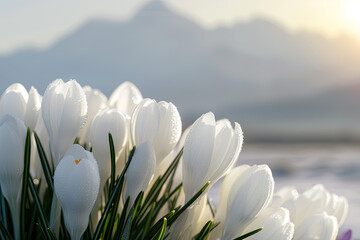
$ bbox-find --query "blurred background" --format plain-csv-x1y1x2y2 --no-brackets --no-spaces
1,0,359,236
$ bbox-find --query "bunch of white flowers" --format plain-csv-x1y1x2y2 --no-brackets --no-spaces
0,80,349,240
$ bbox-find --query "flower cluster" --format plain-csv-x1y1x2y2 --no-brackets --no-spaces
0,80,349,240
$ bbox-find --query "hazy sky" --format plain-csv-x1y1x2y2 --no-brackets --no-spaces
1,0,360,54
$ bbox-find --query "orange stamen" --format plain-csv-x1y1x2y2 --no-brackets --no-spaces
75,158,82,165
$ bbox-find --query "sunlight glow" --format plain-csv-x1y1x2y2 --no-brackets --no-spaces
346,0,360,24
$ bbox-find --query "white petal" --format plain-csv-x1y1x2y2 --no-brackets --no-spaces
24,86,41,130
242,207,294,240
153,101,182,162
0,83,28,121
293,212,338,240
124,141,156,206
222,165,274,239
131,99,160,147
78,86,108,144
54,145,100,240
89,109,127,189
182,112,215,201
42,79,87,167
0,115,27,201
109,81,143,116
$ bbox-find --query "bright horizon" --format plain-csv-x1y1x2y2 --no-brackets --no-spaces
1,0,360,55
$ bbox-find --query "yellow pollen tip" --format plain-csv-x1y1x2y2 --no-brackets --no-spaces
75,159,82,165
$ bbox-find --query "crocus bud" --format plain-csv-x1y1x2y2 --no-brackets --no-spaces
0,115,27,239
293,212,338,240
131,99,182,164
42,79,87,168
108,81,143,117
0,83,41,130
89,109,127,192
182,112,243,201
215,165,274,240
241,207,294,240
124,141,156,206
54,144,100,240
78,86,108,144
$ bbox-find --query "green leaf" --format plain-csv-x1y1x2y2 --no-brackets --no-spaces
167,181,210,226
193,220,213,240
0,221,13,240
20,128,31,240
234,227,263,240
119,206,134,240
33,131,54,194
114,197,130,240
151,218,167,240
0,186,8,230
108,133,116,196
103,176,125,240
92,146,136,240
73,137,80,144
28,175,52,240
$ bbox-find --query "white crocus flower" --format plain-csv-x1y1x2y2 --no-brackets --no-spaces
214,165,274,240
78,86,108,144
241,207,294,240
54,144,100,240
108,81,143,117
293,184,348,227
293,212,338,240
42,79,87,168
124,141,156,207
0,115,27,240
182,112,243,201
89,109,127,193
130,98,182,164
0,83,41,130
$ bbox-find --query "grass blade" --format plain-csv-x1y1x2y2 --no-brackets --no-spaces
151,218,167,240
234,227,263,240
92,147,136,240
33,131,54,194
193,220,213,240
120,206,134,240
108,133,116,196
20,128,31,240
0,186,7,229
145,181,210,240
0,221,13,240
28,176,52,239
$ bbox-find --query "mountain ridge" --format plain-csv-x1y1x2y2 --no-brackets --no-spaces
1,0,359,141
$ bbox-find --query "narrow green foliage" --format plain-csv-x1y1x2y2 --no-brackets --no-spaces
120,206,134,240
73,137,80,144
34,131,54,194
193,220,213,240
92,146,136,240
20,128,31,240
167,181,210,226
108,133,116,196
0,186,7,229
207,198,216,218
234,227,263,240
0,221,12,240
151,218,167,240
115,197,130,238
28,176,52,240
